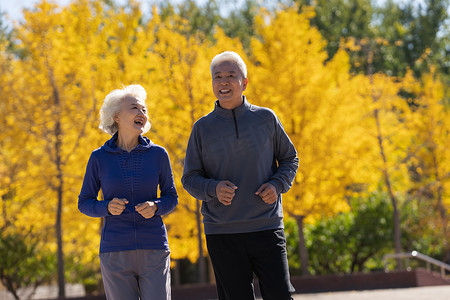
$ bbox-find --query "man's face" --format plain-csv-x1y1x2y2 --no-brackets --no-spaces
212,61,248,110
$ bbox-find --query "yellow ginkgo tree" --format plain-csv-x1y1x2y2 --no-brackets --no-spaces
406,67,450,261
147,12,250,282
4,0,158,295
2,0,448,292
248,6,374,274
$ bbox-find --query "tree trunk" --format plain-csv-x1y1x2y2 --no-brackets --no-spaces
196,199,206,283
374,108,402,264
56,167,65,298
295,215,310,276
431,151,449,261
50,70,65,298
173,260,181,287
187,63,207,283
366,44,402,269
55,118,66,299
208,256,215,284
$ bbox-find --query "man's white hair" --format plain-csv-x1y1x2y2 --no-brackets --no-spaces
99,84,151,136
210,51,247,78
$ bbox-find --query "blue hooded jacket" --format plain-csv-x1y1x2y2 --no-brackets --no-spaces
78,133,178,253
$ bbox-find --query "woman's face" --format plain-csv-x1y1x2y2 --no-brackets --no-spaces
114,96,148,135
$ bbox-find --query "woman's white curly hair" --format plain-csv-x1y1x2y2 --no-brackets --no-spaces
99,84,151,136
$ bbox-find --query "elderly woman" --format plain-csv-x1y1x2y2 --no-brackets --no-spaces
78,84,178,300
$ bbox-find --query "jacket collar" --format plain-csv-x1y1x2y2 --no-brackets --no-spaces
101,132,153,153
213,96,250,119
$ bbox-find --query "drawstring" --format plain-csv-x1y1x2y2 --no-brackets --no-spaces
232,109,239,139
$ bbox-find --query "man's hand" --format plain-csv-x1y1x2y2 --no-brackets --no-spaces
108,198,128,215
216,180,238,206
255,183,278,204
135,201,158,219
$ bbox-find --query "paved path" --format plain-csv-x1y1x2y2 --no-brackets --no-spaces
291,286,450,300
2,285,449,300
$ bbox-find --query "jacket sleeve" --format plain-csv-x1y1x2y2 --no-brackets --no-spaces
181,124,220,202
268,115,299,194
78,153,110,218
154,149,178,215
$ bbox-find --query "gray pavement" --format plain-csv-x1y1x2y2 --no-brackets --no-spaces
291,286,450,300
2,285,449,300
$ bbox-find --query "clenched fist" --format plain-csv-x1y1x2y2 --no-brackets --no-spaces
255,183,277,204
108,198,128,215
135,201,158,219
216,180,238,206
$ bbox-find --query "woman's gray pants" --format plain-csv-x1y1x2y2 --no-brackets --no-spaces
99,249,171,300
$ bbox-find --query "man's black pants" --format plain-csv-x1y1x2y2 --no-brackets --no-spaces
206,228,295,300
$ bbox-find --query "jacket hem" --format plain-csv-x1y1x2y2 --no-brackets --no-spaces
203,217,283,235
99,244,170,254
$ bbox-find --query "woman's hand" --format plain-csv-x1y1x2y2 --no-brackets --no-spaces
135,201,158,219
108,198,128,215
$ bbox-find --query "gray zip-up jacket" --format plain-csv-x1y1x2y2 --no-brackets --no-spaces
182,97,299,234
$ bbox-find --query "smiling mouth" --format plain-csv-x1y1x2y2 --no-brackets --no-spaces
135,120,144,126
220,89,231,94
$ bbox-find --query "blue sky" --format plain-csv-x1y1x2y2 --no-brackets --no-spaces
0,0,220,23
1,0,67,21
0,0,141,22
0,0,435,25
0,0,209,23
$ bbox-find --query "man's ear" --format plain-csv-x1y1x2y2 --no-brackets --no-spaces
242,78,248,91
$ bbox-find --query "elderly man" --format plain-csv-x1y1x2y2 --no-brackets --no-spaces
182,51,299,300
